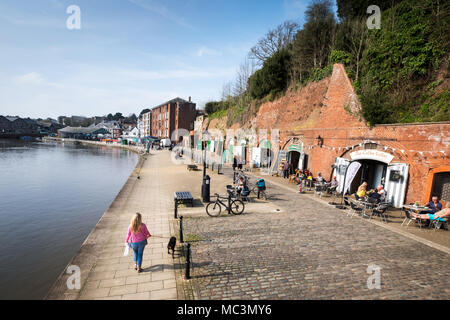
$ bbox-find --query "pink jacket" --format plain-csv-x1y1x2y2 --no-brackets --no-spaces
126,223,151,243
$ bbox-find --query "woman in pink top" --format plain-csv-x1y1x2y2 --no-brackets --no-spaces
126,213,151,273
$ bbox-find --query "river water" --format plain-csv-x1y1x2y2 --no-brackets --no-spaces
0,139,139,300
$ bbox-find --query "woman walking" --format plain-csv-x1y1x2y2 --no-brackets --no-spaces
125,213,151,273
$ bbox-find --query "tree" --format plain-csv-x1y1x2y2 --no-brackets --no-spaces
106,113,114,121
127,113,137,123
336,0,402,21
291,0,336,81
113,112,124,121
249,48,291,99
232,58,257,96
249,21,299,65
334,16,368,81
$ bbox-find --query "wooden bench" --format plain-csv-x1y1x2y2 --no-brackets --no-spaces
187,165,198,171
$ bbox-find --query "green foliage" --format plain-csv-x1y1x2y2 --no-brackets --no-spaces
249,49,291,99
209,0,449,127
329,50,351,65
306,65,333,82
205,101,231,115
356,0,448,124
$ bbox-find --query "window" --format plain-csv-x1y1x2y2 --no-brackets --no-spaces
165,122,168,128
166,130,168,137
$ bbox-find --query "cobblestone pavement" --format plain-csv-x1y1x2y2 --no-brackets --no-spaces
184,167,450,300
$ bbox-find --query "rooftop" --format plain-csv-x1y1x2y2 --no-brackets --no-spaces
153,97,194,110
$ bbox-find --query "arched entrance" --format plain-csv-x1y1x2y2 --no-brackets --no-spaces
349,159,387,193
287,144,305,174
334,145,409,208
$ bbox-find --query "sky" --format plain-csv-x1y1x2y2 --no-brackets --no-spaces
0,0,337,119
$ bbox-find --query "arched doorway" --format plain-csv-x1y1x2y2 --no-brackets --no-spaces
349,159,387,194
287,144,304,174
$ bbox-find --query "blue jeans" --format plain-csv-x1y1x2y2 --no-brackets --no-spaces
130,240,146,268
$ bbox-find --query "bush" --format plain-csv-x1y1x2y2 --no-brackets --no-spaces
249,49,291,99
329,50,351,65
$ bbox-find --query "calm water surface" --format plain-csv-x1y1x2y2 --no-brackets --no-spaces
0,139,138,299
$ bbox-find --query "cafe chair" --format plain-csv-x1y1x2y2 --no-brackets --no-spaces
348,200,363,218
430,217,449,231
401,209,423,229
371,203,390,223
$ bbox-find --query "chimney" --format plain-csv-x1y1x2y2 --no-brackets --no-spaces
189,96,191,103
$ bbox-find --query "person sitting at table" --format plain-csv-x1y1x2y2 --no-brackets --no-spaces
424,196,443,213
236,176,247,195
412,202,450,225
369,185,386,203
316,172,327,183
356,182,368,200
327,176,338,194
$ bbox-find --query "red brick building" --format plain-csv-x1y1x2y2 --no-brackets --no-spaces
204,64,450,208
151,97,196,142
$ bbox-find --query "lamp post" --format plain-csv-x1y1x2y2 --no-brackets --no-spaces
202,129,210,177
316,135,324,148
201,128,211,202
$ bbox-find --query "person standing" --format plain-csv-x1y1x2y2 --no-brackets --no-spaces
233,156,238,171
125,213,151,273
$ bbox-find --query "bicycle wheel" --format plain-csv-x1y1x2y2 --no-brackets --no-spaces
206,202,222,217
251,185,258,196
230,200,245,215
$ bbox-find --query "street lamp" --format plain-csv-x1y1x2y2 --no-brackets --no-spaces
201,128,211,202
202,129,210,177
316,135,324,148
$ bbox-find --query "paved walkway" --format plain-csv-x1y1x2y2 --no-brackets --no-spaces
47,150,179,300
183,167,450,300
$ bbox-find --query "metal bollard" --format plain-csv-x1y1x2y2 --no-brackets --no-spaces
179,215,184,243
174,198,178,219
185,243,191,280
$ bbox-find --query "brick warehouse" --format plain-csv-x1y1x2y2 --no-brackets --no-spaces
151,97,196,141
200,64,450,208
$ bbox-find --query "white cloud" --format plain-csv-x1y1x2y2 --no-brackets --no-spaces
196,46,222,57
12,72,45,85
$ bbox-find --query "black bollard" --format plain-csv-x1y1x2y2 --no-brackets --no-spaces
227,192,232,215
185,243,191,280
174,198,178,219
179,215,184,243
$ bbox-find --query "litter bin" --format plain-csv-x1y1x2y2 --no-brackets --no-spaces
202,175,211,203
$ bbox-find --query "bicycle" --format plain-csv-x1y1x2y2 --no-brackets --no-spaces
206,191,245,217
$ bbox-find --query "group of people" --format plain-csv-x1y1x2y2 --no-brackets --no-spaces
411,196,450,226
355,182,386,203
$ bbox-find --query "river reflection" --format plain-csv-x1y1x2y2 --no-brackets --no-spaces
0,139,138,300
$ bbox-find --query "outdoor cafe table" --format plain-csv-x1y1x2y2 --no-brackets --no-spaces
402,205,434,217
402,205,434,227
352,198,378,218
